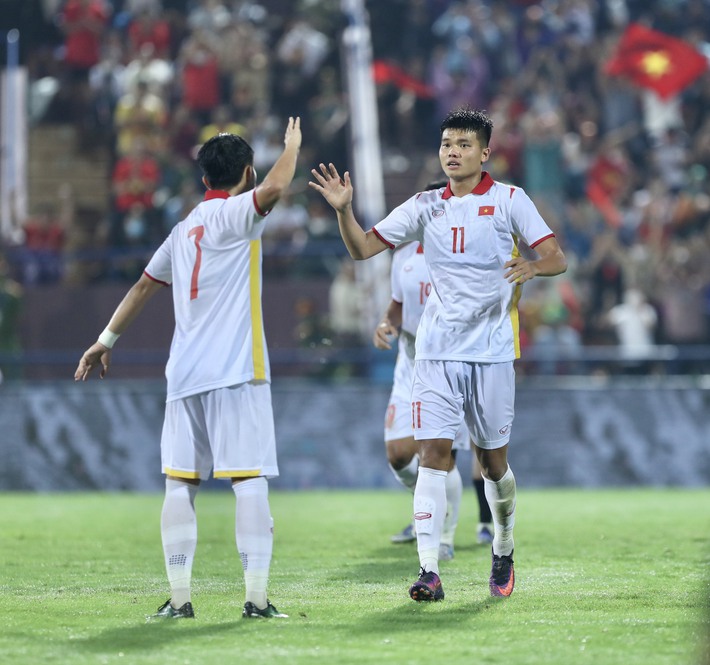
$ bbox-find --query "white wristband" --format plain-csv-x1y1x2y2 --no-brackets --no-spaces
98,328,120,349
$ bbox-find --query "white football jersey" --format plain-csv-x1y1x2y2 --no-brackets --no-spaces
390,241,429,338
145,189,271,401
374,173,554,362
387,242,470,448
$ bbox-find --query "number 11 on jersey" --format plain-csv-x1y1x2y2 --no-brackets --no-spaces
451,226,465,254
412,400,422,429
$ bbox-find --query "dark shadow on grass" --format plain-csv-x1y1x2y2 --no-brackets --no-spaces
327,546,414,581
75,620,241,654
350,597,504,636
328,543,493,583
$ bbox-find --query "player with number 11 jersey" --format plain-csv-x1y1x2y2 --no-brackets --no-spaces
373,173,555,363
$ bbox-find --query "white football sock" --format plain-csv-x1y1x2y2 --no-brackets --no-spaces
161,478,198,608
441,464,463,546
413,466,448,574
388,454,419,492
483,466,516,556
233,476,273,609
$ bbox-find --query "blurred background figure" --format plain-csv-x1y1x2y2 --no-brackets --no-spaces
606,288,658,374
4,0,710,379
0,255,23,381
328,258,366,378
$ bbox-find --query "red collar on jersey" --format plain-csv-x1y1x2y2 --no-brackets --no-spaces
204,189,230,201
416,244,424,253
441,171,494,199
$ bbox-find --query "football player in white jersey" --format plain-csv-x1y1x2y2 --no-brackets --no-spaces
310,107,566,602
375,188,493,560
75,117,302,619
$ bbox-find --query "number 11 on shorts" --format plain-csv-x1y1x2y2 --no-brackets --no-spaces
411,401,422,429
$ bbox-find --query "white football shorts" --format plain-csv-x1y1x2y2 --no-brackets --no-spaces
161,381,279,480
411,360,515,450
384,350,470,450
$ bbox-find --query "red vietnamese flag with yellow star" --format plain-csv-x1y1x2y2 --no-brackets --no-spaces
605,23,708,99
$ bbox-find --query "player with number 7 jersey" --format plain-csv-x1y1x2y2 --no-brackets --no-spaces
75,117,301,621
145,186,272,400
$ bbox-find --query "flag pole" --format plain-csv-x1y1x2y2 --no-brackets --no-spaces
340,0,392,351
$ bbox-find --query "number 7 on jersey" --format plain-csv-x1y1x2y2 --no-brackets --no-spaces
188,225,205,300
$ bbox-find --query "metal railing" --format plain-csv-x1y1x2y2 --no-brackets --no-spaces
1,344,709,380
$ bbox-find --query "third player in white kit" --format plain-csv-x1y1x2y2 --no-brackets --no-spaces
375,239,471,561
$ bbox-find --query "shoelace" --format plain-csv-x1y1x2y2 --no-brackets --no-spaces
491,554,513,582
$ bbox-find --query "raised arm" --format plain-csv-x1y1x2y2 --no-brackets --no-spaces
308,162,388,260
254,116,302,213
503,236,567,284
74,273,164,381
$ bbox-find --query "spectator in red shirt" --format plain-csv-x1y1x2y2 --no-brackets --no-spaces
178,29,221,123
60,0,109,77
127,9,171,60
112,138,161,214
22,203,67,284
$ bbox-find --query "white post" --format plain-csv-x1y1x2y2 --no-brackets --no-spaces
1,28,28,244
340,0,391,342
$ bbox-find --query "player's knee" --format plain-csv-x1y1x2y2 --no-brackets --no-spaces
418,439,452,471
387,448,414,469
476,444,509,480
386,438,418,469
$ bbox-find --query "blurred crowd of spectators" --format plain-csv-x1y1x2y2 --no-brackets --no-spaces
7,0,710,371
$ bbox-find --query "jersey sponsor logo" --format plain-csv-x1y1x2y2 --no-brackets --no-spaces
414,512,432,520
479,205,495,216
404,264,413,272
432,209,444,217
498,423,511,435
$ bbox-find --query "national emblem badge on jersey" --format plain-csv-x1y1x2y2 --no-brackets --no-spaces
478,205,495,216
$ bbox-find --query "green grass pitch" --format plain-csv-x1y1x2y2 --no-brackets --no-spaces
2,489,708,665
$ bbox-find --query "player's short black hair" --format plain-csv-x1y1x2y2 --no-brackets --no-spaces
440,107,493,147
196,133,254,190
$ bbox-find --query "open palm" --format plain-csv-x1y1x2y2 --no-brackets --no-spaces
308,163,353,211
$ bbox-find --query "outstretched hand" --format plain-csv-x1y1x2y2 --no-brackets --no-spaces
284,116,302,150
74,342,112,381
308,163,353,212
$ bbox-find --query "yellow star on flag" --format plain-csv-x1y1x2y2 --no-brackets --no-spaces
641,50,671,78
606,23,709,99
